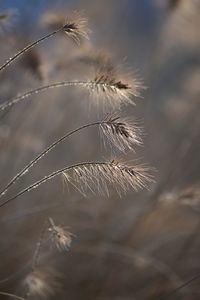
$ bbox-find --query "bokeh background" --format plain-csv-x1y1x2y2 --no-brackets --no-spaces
0,0,200,299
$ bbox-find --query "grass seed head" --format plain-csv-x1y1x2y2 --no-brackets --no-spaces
86,70,142,110
48,218,73,251
63,12,89,44
100,114,143,152
78,48,114,72
168,0,181,10
63,160,153,197
22,270,60,299
0,9,17,33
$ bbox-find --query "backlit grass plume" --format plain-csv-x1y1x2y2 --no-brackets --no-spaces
0,5,155,300
63,160,153,196
48,218,73,251
22,269,60,299
100,114,142,152
88,71,142,109
167,0,181,10
0,12,89,73
0,9,17,33
40,10,89,44
0,160,153,208
0,116,142,198
0,72,141,112
63,11,89,44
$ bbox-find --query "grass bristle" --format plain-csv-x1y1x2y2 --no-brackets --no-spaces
62,12,89,44
48,218,73,251
100,114,143,152
62,160,153,197
87,71,142,110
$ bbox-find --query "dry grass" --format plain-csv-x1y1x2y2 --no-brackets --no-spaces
0,1,200,299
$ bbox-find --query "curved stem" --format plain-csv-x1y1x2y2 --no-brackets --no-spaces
0,81,89,111
31,220,47,271
0,79,120,112
0,122,101,198
0,291,26,300
0,161,105,209
0,28,62,73
158,271,200,300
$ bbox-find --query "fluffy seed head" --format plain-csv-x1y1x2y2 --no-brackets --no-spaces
39,11,66,29
22,270,59,299
23,48,43,80
0,13,10,21
178,185,200,207
0,9,17,33
168,0,181,10
48,218,73,251
62,160,153,197
100,114,143,152
62,12,89,44
78,48,114,73
86,71,142,110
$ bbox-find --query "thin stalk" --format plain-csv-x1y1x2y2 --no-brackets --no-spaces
0,161,105,208
0,81,89,111
31,220,47,271
0,291,26,300
0,78,125,111
158,271,200,300
0,28,63,73
0,122,101,198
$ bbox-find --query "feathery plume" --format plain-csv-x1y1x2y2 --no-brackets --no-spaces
100,114,142,152
63,160,153,196
39,11,66,29
63,12,89,44
0,121,100,198
48,218,73,251
22,270,60,299
0,116,142,199
0,9,17,33
158,185,200,208
178,185,200,207
77,48,114,72
0,160,154,207
0,71,141,111
23,48,43,81
0,11,89,73
87,70,142,109
167,0,181,10
0,12,11,22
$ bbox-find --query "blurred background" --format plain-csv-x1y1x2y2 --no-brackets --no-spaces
0,0,200,299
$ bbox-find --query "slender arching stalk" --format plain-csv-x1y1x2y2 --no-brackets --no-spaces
0,291,26,300
0,121,102,198
0,71,139,113
0,160,152,208
0,81,90,111
0,28,63,73
31,221,48,271
158,271,200,300
0,161,105,208
0,77,133,112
